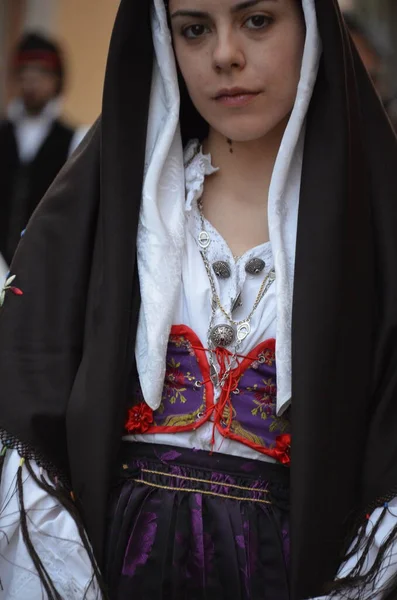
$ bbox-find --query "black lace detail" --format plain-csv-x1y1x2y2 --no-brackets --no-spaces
0,428,66,483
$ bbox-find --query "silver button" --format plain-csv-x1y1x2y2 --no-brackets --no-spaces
212,261,231,279
245,258,266,275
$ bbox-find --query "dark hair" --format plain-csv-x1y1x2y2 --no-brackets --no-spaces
178,72,209,146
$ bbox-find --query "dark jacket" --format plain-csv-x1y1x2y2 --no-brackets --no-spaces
0,117,74,264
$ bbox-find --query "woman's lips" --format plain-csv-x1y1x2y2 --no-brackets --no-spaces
214,92,260,107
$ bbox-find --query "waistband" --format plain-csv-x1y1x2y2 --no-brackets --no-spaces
118,442,289,508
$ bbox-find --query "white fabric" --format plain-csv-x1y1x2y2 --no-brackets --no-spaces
312,498,397,599
268,0,322,412
7,97,83,162
0,451,100,599
135,0,186,411
69,126,90,157
8,98,61,163
135,0,321,415
335,498,397,598
0,255,8,286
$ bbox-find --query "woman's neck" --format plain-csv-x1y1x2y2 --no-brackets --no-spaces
198,119,288,256
202,119,287,208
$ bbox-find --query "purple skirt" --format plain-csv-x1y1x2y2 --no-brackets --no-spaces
105,443,290,600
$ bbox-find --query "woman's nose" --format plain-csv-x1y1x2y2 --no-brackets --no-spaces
212,32,246,74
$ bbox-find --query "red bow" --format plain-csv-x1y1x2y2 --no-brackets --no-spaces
274,434,291,466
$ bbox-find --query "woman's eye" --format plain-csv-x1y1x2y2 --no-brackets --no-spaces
244,15,272,30
182,24,209,39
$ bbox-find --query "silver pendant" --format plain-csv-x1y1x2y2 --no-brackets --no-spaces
237,321,251,342
210,324,236,347
245,258,266,275
213,261,231,279
198,231,210,249
231,293,242,313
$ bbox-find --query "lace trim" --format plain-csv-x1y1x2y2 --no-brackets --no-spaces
0,428,67,484
184,139,219,211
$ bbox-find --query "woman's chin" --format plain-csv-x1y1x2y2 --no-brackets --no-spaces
210,115,291,145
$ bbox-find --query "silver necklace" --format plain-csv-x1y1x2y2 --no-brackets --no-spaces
197,199,275,351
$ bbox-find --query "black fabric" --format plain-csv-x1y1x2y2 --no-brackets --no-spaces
105,443,290,600
0,118,74,263
0,0,396,598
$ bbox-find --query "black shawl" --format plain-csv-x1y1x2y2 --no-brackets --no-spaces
0,0,396,598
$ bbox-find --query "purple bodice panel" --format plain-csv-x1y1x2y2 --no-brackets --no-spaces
125,325,291,465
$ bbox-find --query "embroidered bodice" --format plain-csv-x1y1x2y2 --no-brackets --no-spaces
125,143,288,464
126,326,290,464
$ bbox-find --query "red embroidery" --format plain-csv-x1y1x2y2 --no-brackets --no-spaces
263,348,275,366
249,378,276,418
125,402,154,434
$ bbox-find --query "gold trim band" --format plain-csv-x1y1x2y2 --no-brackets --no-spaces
140,468,269,495
133,478,272,504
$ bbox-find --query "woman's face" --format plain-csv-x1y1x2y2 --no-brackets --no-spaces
169,0,305,142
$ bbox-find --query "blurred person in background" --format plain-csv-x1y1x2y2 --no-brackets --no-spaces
344,12,397,129
0,32,87,267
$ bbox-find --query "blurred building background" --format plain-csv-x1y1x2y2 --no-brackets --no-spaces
0,0,396,125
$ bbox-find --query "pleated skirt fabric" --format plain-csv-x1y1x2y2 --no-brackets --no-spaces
105,442,290,600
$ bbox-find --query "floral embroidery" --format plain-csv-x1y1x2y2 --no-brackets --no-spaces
229,418,266,448
170,334,196,357
269,415,290,434
125,402,154,434
162,405,206,428
163,358,190,404
249,378,277,419
0,275,23,308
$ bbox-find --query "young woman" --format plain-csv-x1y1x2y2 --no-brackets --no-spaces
0,0,397,598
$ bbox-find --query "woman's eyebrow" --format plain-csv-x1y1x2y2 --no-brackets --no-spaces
231,0,276,13
171,0,274,20
171,10,208,19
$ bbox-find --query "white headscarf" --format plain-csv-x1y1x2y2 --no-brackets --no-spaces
136,0,322,415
